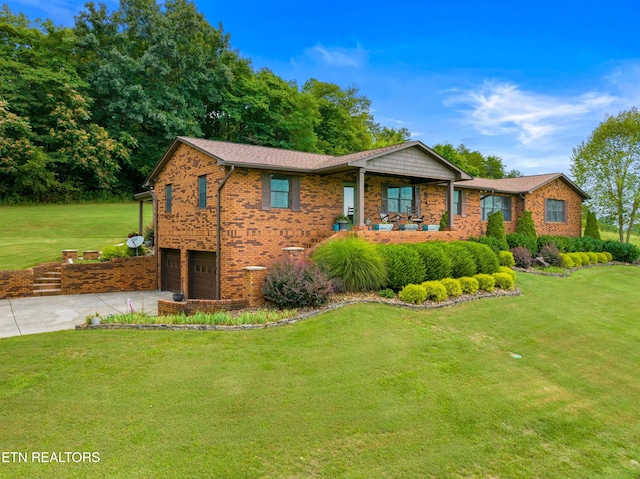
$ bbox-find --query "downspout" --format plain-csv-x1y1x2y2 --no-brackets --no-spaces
150,189,159,291
216,165,235,300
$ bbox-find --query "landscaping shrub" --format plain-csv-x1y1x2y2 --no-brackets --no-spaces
486,210,507,244
459,276,479,295
498,266,516,281
596,252,608,263
587,252,599,264
473,274,495,292
440,242,477,278
410,242,452,281
567,252,582,266
440,278,462,297
584,210,601,239
263,259,333,308
398,284,427,304
421,281,448,302
460,241,499,274
604,251,613,262
379,288,395,299
439,211,448,231
378,244,426,290
539,243,562,267
313,235,387,292
100,243,146,261
537,235,568,253
516,210,537,238
559,253,575,269
468,236,508,254
506,233,538,256
578,252,591,265
571,236,604,253
511,246,532,268
603,240,640,263
498,251,515,268
492,272,514,290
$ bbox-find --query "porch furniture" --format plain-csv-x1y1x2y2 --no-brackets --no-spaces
406,206,424,229
377,205,400,225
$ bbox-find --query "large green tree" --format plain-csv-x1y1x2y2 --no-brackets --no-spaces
571,107,640,243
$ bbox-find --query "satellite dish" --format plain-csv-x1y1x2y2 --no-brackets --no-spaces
126,236,145,248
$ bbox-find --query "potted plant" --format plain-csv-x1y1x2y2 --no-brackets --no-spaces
373,221,393,231
334,215,351,231
172,292,185,302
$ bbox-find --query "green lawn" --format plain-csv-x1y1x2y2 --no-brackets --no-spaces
1,266,640,478
0,202,152,270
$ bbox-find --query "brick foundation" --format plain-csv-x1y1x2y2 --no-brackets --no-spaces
158,298,249,316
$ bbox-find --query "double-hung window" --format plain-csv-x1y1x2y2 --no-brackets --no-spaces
165,184,172,213
545,199,566,223
453,190,466,216
270,175,290,208
261,172,301,211
198,175,207,209
382,185,419,214
481,194,512,221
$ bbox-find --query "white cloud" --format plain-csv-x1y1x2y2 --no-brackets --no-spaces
445,81,617,146
293,43,368,69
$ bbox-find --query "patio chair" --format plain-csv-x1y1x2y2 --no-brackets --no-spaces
377,205,400,225
406,206,424,228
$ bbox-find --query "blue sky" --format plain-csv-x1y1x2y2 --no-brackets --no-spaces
5,0,640,176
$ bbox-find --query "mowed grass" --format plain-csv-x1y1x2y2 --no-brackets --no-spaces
1,267,640,478
0,202,152,270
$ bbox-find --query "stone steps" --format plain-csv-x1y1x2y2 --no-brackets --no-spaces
33,268,61,296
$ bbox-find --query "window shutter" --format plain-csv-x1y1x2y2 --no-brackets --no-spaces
291,176,300,212
414,185,421,214
381,184,389,211
563,200,567,223
261,172,271,211
461,190,467,217
544,198,549,223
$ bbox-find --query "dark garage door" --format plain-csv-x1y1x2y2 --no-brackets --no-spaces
189,251,217,299
161,249,181,293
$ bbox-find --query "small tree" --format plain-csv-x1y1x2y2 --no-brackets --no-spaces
516,210,537,238
584,210,601,240
486,211,506,244
439,211,449,231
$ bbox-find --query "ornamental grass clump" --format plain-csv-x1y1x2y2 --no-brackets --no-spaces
421,281,448,302
458,276,479,295
492,272,515,290
498,250,515,268
398,284,427,304
473,274,495,292
313,235,387,292
440,278,462,298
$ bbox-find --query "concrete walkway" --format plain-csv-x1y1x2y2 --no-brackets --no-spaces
0,291,174,339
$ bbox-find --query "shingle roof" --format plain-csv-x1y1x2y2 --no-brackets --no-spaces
455,173,589,199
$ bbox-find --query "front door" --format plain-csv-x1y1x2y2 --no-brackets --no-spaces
188,251,217,299
343,183,356,223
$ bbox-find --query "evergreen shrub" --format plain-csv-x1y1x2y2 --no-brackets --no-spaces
440,278,462,298
559,253,575,269
421,281,448,302
468,236,508,254
603,240,640,263
378,244,426,290
516,210,537,238
473,274,495,292
459,276,479,295
498,251,515,268
596,252,608,263
506,233,538,256
584,210,601,239
587,252,599,264
100,244,146,261
263,259,333,308
537,235,568,253
486,211,507,244
398,284,427,304
498,266,516,280
440,243,477,278
578,252,591,265
567,252,582,266
313,235,387,292
410,242,452,281
492,272,514,290
511,246,532,269
603,251,613,262
379,288,395,299
460,241,499,274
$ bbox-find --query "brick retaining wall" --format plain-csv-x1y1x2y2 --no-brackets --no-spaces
61,256,156,294
158,298,249,316
0,269,34,299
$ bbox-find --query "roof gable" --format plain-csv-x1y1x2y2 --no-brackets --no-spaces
455,173,589,199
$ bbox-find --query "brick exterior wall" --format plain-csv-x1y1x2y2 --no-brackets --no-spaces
154,144,585,301
524,180,583,236
0,269,34,299
157,298,249,316
61,256,156,295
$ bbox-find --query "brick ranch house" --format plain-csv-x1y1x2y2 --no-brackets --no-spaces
139,137,588,301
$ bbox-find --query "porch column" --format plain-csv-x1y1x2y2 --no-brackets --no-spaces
447,180,455,229
356,168,366,227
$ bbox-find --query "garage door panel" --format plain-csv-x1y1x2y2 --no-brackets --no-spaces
161,249,181,293
189,251,217,299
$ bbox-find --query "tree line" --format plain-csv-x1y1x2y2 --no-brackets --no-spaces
1,1,513,204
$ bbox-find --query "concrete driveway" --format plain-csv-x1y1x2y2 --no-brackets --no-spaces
0,291,174,339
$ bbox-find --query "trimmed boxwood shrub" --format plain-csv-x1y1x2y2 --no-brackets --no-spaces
378,244,426,290
511,246,532,269
506,233,538,256
459,276,479,295
497,266,516,280
460,241,499,274
586,252,599,264
567,252,583,266
398,284,427,304
468,236,508,254
578,252,591,265
492,272,514,290
440,242,477,278
313,235,387,292
263,259,334,308
498,251,515,268
440,278,462,298
473,274,495,292
596,252,608,263
604,251,613,262
559,253,574,269
421,281,448,302
410,242,452,281
603,240,640,263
